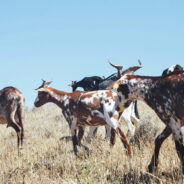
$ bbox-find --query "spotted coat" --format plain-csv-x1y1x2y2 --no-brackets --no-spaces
70,64,141,141
113,71,184,173
34,81,131,155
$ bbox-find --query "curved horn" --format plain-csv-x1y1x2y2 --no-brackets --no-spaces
122,60,143,76
138,59,142,67
108,60,123,78
41,79,46,85
35,80,53,90
41,79,53,86
45,81,53,86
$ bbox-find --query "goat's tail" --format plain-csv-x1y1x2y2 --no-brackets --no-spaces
134,100,140,119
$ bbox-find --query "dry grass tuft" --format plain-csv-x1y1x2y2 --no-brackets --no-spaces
0,102,183,183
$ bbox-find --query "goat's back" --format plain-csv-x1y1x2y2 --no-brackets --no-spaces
0,87,25,117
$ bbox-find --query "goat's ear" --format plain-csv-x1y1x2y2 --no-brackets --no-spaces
106,81,120,90
35,87,46,92
113,81,120,90
68,81,76,87
122,60,142,76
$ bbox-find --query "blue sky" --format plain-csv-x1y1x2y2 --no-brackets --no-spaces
0,1,184,106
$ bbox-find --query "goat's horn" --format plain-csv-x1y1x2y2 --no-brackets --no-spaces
45,81,53,86
138,59,142,66
108,60,123,78
122,60,143,75
42,79,46,84
41,79,53,86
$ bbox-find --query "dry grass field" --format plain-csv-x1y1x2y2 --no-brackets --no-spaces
0,102,183,184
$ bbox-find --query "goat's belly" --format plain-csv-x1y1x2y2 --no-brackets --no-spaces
78,116,107,126
0,116,7,124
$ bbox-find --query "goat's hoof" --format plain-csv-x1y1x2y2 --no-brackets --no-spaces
126,150,132,157
126,145,132,156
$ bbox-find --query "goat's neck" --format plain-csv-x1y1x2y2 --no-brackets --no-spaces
78,81,87,90
47,87,70,108
74,81,83,91
127,77,155,101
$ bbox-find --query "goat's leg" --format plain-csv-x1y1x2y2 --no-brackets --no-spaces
7,105,22,152
110,128,116,146
15,117,24,148
131,100,140,120
168,121,184,174
86,126,97,143
148,126,171,173
77,126,90,154
71,124,78,156
103,107,131,154
92,127,98,137
115,126,131,154
175,138,184,174
17,103,25,147
8,120,21,151
77,126,84,146
105,125,111,138
121,105,135,137
20,124,24,147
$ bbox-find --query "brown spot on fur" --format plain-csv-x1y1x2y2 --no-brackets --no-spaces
35,82,131,156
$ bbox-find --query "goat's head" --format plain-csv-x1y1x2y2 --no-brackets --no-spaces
68,81,78,92
34,79,53,107
162,64,183,77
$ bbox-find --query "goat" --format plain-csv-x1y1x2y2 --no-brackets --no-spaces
0,87,25,151
69,76,103,91
112,66,184,173
69,62,123,91
34,80,131,155
69,61,141,140
162,64,183,77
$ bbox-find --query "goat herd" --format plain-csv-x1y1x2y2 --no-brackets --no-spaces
0,61,184,174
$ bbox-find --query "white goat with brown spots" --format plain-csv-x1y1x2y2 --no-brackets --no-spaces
34,80,131,156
